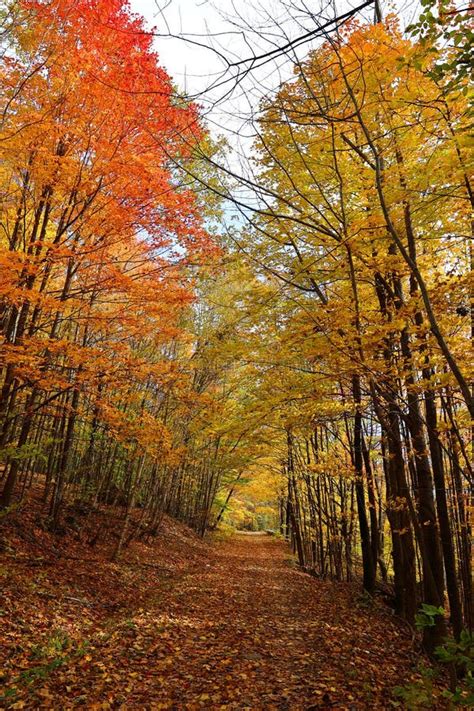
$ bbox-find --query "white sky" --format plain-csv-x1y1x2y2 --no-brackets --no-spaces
130,1,420,137
129,0,421,218
130,0,239,97
130,2,360,165
130,2,419,92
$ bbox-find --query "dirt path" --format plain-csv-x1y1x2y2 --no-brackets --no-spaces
2,529,434,709
72,534,417,709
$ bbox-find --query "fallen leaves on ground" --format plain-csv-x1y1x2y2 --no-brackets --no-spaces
1,516,448,709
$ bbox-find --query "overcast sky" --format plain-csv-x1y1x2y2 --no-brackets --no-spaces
130,2,419,91
130,1,420,134
130,0,237,97
128,0,420,214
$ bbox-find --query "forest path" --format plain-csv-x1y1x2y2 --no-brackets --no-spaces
2,529,429,709
78,534,417,709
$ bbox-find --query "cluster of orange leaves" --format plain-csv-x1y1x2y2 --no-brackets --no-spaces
0,0,218,455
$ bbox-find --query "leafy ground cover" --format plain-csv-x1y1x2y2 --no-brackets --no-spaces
1,508,448,709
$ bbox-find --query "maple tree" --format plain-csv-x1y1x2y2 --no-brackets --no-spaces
0,0,226,543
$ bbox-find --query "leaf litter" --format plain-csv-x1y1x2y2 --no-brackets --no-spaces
0,514,448,709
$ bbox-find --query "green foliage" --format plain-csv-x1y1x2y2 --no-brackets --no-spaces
436,631,474,707
407,0,474,88
0,441,49,464
0,687,18,706
393,630,474,708
18,656,66,685
415,604,445,630
393,663,437,709
30,628,73,660
0,628,90,704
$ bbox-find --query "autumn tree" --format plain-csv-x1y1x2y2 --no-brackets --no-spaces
0,0,232,547
224,14,473,652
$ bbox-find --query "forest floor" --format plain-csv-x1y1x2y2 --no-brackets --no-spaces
1,509,449,710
